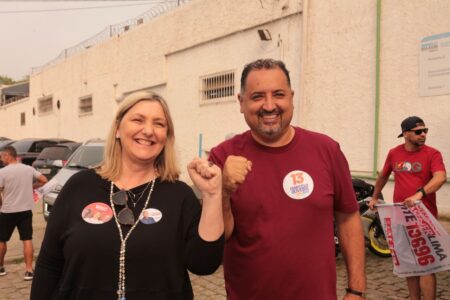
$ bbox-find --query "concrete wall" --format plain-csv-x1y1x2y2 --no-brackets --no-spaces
300,0,450,214
166,15,302,179
0,97,35,139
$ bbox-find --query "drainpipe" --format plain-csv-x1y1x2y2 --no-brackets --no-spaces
372,0,382,178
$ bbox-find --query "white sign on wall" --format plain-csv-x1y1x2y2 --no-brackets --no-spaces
420,32,450,96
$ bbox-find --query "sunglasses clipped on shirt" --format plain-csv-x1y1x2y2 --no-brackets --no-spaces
112,190,135,226
408,128,428,135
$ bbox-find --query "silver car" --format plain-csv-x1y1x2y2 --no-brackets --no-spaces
43,139,104,221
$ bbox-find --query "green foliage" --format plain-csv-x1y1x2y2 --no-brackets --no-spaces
0,75,16,85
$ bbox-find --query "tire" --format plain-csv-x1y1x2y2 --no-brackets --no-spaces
367,222,391,257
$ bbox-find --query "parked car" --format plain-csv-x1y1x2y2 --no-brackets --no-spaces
32,142,81,180
10,138,74,166
42,139,105,221
0,139,15,168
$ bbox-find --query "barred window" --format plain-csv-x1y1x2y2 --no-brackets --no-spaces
38,96,53,114
200,71,235,104
20,112,26,126
79,95,93,115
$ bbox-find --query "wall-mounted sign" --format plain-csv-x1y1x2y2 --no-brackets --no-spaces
420,32,450,96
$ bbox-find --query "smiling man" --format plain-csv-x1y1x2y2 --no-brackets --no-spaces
370,116,446,300
209,59,366,299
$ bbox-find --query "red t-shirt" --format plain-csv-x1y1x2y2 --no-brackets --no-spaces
381,144,446,217
209,127,358,300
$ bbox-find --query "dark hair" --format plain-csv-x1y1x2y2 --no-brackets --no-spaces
240,58,291,93
1,145,17,158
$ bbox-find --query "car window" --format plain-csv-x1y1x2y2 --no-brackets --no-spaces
33,141,56,153
36,146,70,160
67,145,104,168
0,140,14,150
10,140,33,152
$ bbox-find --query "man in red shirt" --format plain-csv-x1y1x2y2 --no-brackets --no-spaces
369,116,447,300
210,59,366,299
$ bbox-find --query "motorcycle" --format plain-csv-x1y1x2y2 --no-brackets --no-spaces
334,178,391,257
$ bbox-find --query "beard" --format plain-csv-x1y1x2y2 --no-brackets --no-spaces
412,139,425,147
255,108,284,138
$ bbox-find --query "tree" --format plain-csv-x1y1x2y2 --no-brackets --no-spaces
0,75,16,85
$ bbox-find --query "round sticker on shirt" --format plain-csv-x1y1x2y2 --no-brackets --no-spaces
81,202,113,224
139,208,162,225
283,170,314,200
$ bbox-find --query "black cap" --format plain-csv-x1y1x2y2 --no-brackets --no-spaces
398,116,425,138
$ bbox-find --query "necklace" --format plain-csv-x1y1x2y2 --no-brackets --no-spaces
126,181,152,207
110,178,156,300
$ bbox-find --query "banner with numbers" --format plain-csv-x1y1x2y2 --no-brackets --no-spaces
377,202,450,277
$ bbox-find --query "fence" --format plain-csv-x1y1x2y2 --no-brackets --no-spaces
31,0,191,75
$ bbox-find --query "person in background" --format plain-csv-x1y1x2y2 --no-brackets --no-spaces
31,91,224,300
209,58,366,299
369,116,446,300
0,145,48,281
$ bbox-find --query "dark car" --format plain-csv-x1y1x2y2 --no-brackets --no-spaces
42,139,104,221
10,138,74,166
32,142,81,180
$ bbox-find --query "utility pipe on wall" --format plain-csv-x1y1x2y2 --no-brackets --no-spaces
372,0,382,178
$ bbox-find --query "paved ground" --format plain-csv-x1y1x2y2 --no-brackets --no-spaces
1,199,449,299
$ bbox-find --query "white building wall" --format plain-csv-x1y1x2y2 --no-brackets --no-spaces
300,0,377,174
5,0,299,144
301,0,450,214
166,15,302,179
0,98,35,139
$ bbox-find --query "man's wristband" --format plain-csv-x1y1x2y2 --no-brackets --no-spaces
345,287,366,298
417,187,426,198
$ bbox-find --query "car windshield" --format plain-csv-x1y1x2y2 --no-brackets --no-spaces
36,147,70,160
66,145,103,168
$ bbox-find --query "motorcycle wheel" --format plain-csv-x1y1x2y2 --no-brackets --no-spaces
367,223,391,257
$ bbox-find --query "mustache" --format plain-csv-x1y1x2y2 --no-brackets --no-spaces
257,108,282,117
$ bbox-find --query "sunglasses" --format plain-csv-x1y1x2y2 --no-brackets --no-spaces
112,190,135,225
408,128,428,135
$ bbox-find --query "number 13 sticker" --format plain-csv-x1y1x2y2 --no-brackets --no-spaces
283,170,314,200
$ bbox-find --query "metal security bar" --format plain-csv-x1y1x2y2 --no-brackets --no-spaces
200,71,235,105
38,96,53,114
79,96,93,115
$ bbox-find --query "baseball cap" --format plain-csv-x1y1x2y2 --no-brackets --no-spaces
397,116,425,138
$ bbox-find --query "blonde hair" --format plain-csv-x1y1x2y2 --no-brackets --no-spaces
97,91,179,182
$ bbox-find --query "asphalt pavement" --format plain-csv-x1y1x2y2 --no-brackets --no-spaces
1,199,449,299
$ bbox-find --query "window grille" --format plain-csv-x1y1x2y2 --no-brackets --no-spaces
200,71,235,104
79,95,93,115
20,112,25,126
38,96,53,114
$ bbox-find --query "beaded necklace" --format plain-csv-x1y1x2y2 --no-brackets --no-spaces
109,178,156,300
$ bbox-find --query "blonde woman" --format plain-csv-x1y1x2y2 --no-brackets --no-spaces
31,91,224,300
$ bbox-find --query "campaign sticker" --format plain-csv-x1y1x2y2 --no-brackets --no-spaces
139,208,163,225
81,202,113,224
283,170,314,200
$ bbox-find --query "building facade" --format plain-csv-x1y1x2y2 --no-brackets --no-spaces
1,0,449,214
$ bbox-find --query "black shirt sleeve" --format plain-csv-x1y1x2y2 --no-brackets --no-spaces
181,188,224,275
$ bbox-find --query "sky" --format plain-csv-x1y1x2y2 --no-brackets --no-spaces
0,1,175,81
